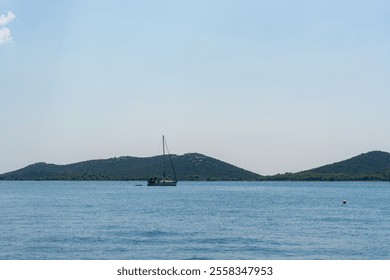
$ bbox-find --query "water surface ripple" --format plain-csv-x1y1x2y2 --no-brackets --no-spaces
0,181,389,259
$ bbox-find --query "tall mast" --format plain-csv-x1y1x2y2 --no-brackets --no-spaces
162,135,166,179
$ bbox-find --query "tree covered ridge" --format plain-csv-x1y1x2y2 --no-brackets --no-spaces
263,151,390,181
0,153,260,181
1,151,390,181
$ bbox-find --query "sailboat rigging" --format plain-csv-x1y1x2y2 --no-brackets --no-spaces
147,136,178,186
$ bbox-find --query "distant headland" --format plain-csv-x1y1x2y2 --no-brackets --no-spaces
1,151,390,181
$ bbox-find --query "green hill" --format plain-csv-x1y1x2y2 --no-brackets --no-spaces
0,153,261,181
2,150,390,182
265,151,390,181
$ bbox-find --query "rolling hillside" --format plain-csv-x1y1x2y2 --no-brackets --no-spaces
2,151,390,181
0,153,261,181
265,151,390,181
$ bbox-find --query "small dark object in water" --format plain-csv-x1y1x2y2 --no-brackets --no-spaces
342,200,347,205
135,184,142,186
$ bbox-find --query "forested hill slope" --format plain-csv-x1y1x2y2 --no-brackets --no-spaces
265,151,390,181
0,153,261,181
2,151,390,181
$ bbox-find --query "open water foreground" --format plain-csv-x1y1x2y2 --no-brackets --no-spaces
0,181,389,260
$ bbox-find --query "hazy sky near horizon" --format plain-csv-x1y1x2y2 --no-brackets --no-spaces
1,0,390,175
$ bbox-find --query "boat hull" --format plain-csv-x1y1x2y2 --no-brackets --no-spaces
147,179,178,186
147,136,178,187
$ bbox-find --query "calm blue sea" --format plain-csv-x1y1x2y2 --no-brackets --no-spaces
0,181,389,260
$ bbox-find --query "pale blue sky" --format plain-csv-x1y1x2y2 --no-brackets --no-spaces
1,0,390,175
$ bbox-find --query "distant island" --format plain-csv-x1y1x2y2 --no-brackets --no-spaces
1,151,390,181
0,153,260,181
265,150,390,181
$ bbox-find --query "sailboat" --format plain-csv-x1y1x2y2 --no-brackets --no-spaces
147,136,178,186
